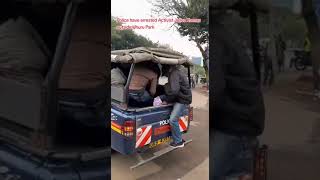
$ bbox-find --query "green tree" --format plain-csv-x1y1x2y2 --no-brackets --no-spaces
150,0,209,76
192,64,205,77
282,16,306,46
268,7,307,47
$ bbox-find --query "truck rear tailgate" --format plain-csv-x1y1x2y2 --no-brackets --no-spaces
135,105,191,150
111,105,192,155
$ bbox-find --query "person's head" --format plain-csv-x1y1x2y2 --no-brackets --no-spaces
138,62,161,77
149,63,161,77
162,64,171,76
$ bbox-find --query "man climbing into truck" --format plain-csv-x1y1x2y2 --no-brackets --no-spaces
159,65,192,148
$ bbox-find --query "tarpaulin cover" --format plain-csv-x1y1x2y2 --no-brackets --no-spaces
0,17,50,85
111,47,193,66
111,67,126,86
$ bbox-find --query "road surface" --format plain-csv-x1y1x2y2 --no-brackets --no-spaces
111,90,209,180
261,71,320,180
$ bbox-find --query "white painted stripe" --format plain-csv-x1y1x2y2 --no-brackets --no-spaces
135,128,143,148
136,127,149,148
145,134,152,145
136,125,152,148
140,125,152,146
182,116,188,127
178,117,187,132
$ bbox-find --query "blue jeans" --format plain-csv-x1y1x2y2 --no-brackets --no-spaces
212,131,258,180
169,103,187,143
129,90,153,107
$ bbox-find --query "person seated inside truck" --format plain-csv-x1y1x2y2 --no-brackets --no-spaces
57,1,108,146
159,64,192,148
128,62,161,108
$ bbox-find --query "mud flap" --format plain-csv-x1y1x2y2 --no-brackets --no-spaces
130,139,192,170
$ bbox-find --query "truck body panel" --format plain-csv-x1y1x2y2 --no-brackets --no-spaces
111,104,191,155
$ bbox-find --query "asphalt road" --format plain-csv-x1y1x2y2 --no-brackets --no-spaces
111,90,209,180
260,71,320,180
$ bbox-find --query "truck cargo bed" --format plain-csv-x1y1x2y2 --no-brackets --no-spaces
111,103,191,155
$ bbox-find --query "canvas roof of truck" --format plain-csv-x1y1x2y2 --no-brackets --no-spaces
111,47,193,66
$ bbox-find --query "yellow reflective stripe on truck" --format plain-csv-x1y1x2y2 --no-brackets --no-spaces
111,121,122,135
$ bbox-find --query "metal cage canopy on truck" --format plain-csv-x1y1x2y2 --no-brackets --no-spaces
111,47,194,66
111,47,194,106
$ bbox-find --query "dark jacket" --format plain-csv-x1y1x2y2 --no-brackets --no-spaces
212,21,265,137
160,66,192,105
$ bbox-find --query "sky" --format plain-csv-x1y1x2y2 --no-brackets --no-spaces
111,0,203,58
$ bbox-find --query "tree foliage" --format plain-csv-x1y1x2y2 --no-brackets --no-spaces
271,7,307,47
223,7,307,48
192,64,206,77
150,0,209,74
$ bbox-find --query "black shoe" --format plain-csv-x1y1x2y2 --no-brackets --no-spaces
170,140,185,148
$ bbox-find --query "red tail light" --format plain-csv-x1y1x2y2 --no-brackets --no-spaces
122,120,135,138
189,106,193,121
